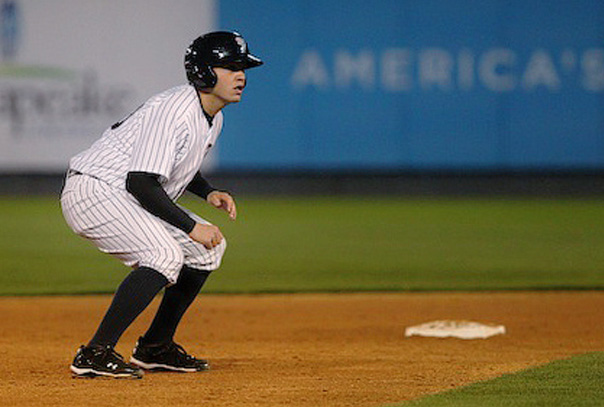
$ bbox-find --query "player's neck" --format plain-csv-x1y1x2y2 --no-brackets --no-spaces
198,92,226,117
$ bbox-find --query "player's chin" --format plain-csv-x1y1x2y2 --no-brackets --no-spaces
229,94,243,103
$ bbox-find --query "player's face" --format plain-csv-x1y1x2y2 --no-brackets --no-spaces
212,67,247,104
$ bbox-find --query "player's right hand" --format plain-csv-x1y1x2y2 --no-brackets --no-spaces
188,223,224,249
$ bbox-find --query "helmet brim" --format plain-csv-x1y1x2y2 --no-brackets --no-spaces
244,54,263,68
214,54,263,71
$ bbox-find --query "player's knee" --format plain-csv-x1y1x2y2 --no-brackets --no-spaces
146,246,185,284
208,238,227,270
189,237,226,271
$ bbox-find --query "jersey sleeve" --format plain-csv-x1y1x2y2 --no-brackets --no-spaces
186,172,216,199
128,101,180,182
126,171,196,233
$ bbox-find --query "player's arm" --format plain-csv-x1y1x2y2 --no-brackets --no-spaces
126,171,222,248
185,172,216,199
187,172,237,220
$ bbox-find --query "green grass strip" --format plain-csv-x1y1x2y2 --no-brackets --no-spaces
0,64,75,79
2,196,604,295
391,352,604,407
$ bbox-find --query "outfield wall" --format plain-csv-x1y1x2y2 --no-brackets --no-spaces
0,0,216,171
2,171,603,197
219,0,604,171
0,1,603,175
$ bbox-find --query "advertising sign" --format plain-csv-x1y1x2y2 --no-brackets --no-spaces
220,0,604,170
0,0,215,171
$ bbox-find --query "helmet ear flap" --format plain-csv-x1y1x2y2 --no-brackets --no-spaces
185,47,218,89
191,64,217,89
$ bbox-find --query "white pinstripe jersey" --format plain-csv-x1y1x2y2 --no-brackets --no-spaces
70,85,223,201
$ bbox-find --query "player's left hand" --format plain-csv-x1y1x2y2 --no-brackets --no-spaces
207,191,237,220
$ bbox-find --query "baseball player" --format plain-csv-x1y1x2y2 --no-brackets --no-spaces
61,31,263,378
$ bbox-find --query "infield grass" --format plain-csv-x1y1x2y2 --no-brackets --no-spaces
391,352,604,407
1,196,603,294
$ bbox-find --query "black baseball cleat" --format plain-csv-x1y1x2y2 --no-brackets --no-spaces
70,345,144,379
130,337,210,372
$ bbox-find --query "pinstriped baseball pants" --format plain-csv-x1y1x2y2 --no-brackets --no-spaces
60,172,226,284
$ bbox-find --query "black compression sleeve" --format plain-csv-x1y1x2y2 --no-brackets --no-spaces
126,172,196,234
186,172,216,199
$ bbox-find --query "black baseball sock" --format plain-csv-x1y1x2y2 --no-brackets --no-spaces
142,266,211,345
88,266,169,348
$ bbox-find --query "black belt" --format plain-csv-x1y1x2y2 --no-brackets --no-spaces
67,169,83,177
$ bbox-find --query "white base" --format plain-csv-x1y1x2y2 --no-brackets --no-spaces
405,320,506,339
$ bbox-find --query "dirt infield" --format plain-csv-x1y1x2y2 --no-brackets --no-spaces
1,292,603,407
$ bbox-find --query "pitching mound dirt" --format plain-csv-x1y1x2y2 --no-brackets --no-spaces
1,292,603,406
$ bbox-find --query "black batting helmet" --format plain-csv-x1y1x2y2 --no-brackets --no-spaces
185,31,263,89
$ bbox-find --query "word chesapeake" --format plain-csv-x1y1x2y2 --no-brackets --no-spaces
0,72,133,134
291,48,604,93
